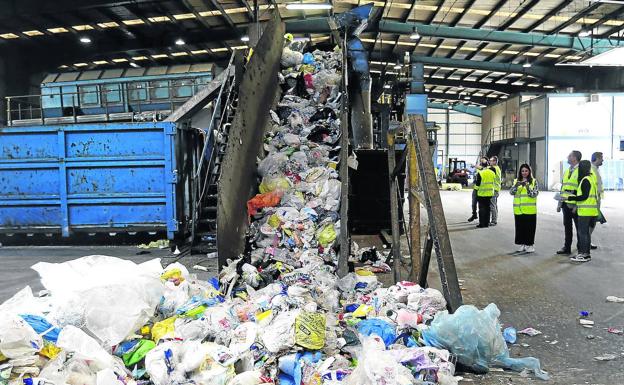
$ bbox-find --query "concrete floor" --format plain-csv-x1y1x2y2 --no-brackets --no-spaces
1,190,623,384
430,190,624,384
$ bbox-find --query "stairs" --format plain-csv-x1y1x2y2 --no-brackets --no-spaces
191,71,238,254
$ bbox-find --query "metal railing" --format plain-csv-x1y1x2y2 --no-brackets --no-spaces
488,122,530,142
478,122,530,162
5,81,211,126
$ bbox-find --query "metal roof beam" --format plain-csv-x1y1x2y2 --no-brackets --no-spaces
0,0,161,22
428,102,482,117
427,91,491,107
377,20,624,54
408,54,578,85
550,2,603,34
286,19,624,53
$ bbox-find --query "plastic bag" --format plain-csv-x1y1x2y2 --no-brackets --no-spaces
259,177,292,194
295,312,326,350
261,311,298,353
152,317,177,342
56,326,115,371
121,339,156,367
19,314,60,343
32,256,164,347
247,191,283,217
0,314,43,358
407,288,447,319
258,153,289,177
422,304,549,380
357,318,396,348
145,341,185,385
316,223,336,247
344,335,413,385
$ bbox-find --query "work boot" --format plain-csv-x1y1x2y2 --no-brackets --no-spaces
556,248,571,255
467,214,477,222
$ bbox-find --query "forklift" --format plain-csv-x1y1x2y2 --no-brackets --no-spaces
446,158,468,187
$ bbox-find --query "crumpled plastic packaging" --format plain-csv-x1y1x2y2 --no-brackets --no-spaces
0,314,43,358
32,256,164,347
422,303,549,380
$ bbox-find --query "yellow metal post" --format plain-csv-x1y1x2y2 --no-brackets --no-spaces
408,138,421,281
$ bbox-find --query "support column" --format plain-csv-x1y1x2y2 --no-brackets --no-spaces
408,139,421,281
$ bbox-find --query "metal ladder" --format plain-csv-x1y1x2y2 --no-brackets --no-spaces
191,62,239,253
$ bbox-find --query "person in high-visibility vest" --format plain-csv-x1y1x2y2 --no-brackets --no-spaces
476,164,496,228
489,156,502,226
468,157,489,222
510,164,539,253
589,151,605,250
563,160,598,263
556,150,582,255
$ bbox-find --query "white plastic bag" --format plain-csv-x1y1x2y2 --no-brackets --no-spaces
33,256,164,347
0,314,43,358
56,326,116,371
261,311,298,353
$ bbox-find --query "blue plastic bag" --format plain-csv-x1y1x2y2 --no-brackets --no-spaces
422,304,549,380
19,314,60,343
357,318,396,347
302,53,315,65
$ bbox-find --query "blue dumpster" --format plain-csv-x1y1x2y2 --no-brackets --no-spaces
0,122,183,239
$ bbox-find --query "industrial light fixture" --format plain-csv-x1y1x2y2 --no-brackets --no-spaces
129,62,140,68
589,0,624,4
393,60,402,70
409,27,420,40
79,36,91,44
463,95,470,100
175,38,185,45
578,29,591,37
522,61,532,68
286,2,333,10
447,104,453,110
240,35,250,42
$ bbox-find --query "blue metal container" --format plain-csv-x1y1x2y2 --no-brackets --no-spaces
0,122,182,238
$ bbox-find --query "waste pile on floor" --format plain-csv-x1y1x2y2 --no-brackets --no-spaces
0,47,549,385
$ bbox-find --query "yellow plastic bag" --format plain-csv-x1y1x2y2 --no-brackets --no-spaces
161,268,184,284
152,317,177,341
295,312,326,350
259,177,291,194
268,214,281,229
316,224,336,247
39,342,61,359
352,304,373,318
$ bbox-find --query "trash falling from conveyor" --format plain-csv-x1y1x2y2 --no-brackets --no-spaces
0,44,549,385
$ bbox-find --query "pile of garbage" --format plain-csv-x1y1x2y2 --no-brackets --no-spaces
0,47,549,385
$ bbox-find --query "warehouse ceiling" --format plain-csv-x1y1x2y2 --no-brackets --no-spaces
1,0,624,107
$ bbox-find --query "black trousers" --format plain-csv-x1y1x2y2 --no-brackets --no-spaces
562,203,578,250
577,216,597,255
471,190,478,216
514,214,536,246
477,196,491,227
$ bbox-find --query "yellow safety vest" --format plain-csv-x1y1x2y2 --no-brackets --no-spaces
477,169,495,197
513,179,537,215
493,165,502,192
560,167,579,205
576,175,599,217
